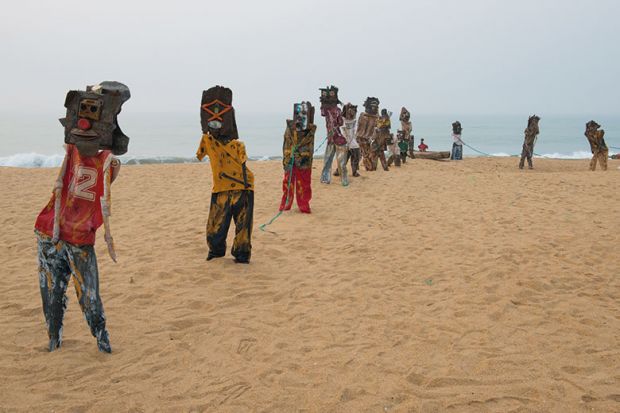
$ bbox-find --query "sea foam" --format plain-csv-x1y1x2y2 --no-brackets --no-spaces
0,153,66,168
0,153,279,168
535,151,592,159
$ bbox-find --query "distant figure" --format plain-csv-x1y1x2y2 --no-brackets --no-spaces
451,121,463,160
398,107,413,163
319,86,347,186
519,115,540,170
280,101,316,213
389,107,411,167
370,108,391,171
341,103,361,177
584,120,608,171
418,139,428,152
397,130,409,164
357,97,380,171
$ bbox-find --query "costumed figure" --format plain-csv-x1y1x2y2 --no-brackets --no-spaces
387,117,401,167
196,86,254,263
341,103,361,177
451,121,464,160
584,120,608,171
280,102,316,213
370,109,391,171
519,115,540,169
400,107,413,163
396,107,413,165
319,86,348,186
356,97,380,171
34,81,130,353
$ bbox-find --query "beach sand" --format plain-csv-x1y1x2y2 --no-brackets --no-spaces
0,157,619,412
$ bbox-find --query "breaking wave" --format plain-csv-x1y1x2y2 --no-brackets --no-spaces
534,151,593,159
0,153,67,168
0,153,281,168
486,151,594,159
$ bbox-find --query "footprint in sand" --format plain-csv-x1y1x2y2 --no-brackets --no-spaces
237,337,257,358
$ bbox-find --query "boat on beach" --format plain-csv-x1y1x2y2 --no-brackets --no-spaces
410,150,451,160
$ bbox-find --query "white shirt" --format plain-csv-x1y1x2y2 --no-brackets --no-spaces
344,119,359,149
452,133,463,145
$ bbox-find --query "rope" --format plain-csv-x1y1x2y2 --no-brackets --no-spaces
259,144,297,231
260,131,330,232
313,136,328,154
609,145,620,150
462,140,550,158
461,141,498,157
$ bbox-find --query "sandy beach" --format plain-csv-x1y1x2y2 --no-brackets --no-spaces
0,157,618,412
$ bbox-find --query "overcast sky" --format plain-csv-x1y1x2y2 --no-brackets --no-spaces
1,0,619,116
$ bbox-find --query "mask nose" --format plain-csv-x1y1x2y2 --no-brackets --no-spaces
77,118,91,131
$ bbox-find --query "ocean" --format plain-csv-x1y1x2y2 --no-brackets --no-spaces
1,112,618,167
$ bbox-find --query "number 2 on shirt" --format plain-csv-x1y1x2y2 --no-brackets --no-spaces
69,166,98,201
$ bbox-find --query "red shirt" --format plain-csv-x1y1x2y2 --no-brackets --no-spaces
418,143,428,152
35,145,112,245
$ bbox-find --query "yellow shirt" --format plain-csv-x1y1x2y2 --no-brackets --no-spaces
196,133,255,193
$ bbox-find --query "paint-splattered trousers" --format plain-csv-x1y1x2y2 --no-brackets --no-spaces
519,144,534,169
357,138,373,171
370,149,388,171
408,140,415,157
347,147,361,176
387,142,401,167
280,166,312,213
451,143,463,160
590,149,608,171
207,190,253,262
321,143,349,186
36,231,109,352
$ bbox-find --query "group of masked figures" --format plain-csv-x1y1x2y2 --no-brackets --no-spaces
34,83,254,353
517,115,609,171
33,82,615,354
279,86,418,213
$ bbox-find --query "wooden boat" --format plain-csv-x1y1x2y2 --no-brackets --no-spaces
410,150,450,160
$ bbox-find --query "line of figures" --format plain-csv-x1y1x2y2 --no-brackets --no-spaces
280,85,613,214
32,81,615,353
280,86,452,215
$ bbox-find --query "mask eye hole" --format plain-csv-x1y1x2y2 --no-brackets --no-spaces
78,99,102,121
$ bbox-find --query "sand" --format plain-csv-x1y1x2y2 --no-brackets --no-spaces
0,157,619,412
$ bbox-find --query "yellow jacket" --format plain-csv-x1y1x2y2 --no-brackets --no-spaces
196,133,255,192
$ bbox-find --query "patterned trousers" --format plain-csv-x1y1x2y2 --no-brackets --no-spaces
451,143,463,160
280,166,312,213
358,139,373,171
347,148,361,176
590,149,608,171
207,190,254,263
36,232,110,352
519,144,534,169
321,143,349,186
370,149,388,171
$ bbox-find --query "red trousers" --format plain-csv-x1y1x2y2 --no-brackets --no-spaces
279,167,312,213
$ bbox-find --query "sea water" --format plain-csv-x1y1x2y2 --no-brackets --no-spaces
1,112,618,167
